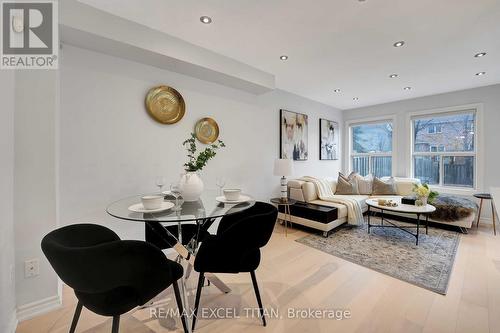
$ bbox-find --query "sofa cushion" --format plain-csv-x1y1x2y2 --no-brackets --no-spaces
301,181,318,202
309,195,369,218
335,174,359,195
288,179,305,189
380,177,420,196
333,194,369,210
372,177,397,195
395,178,419,196
349,172,373,195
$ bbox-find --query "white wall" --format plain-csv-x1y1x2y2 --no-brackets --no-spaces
0,71,17,332
14,71,60,314
59,45,343,238
343,84,500,218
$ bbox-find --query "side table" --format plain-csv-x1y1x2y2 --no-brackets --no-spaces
270,198,297,237
474,193,496,235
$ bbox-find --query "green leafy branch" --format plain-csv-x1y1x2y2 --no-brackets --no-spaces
183,133,225,172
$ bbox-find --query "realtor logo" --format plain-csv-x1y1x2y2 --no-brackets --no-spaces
1,0,58,69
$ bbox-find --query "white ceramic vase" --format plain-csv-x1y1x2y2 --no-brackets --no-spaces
416,195,428,206
179,172,204,202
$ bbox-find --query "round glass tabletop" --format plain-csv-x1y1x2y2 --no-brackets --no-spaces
106,190,255,223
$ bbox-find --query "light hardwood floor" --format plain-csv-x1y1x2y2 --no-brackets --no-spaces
16,221,500,333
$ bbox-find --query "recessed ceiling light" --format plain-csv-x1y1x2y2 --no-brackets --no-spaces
333,89,341,93
200,16,212,24
475,71,486,76
279,55,288,61
404,86,412,91
389,74,398,78
393,41,405,47
353,97,359,101
474,52,487,58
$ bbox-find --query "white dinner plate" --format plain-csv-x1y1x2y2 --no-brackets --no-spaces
128,201,174,213
216,195,252,204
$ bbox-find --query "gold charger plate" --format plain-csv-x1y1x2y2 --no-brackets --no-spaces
145,86,185,124
195,117,219,144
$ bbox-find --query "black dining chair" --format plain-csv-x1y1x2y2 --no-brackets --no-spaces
191,202,278,330
41,223,188,333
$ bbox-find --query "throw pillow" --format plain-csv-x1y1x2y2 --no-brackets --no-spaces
372,177,397,195
348,172,373,195
335,174,359,195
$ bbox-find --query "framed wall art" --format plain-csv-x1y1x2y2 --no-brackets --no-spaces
319,118,339,160
280,109,308,160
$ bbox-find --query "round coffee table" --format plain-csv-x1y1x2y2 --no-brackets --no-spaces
366,197,436,245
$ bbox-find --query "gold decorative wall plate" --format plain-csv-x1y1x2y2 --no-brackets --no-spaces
145,86,185,124
195,118,220,144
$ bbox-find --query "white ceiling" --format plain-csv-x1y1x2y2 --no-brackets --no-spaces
78,0,500,110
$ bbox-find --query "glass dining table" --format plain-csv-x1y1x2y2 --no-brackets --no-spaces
106,190,255,331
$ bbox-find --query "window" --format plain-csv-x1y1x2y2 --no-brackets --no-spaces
429,144,445,152
412,110,476,188
427,124,442,134
350,121,393,177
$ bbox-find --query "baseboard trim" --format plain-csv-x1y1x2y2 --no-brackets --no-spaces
6,310,18,333
17,294,62,322
479,217,494,224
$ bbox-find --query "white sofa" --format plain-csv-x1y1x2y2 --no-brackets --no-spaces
284,177,475,236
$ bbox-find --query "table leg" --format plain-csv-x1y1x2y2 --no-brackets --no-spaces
492,200,497,236
287,204,293,230
416,214,420,246
367,205,371,234
148,222,232,294
284,204,290,237
477,198,483,228
426,214,429,235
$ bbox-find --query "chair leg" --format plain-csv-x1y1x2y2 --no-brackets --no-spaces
250,271,266,327
69,301,83,333
111,316,120,333
172,281,189,333
192,272,205,331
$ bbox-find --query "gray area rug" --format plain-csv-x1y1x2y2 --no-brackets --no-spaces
296,220,460,294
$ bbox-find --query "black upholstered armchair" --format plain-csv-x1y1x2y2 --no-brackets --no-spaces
41,224,188,333
192,202,278,330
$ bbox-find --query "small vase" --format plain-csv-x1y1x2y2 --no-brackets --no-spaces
179,172,204,202
416,196,428,206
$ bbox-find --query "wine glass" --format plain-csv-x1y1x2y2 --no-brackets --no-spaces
170,182,182,211
216,177,226,195
155,176,166,194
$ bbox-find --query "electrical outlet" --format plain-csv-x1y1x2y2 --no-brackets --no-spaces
24,259,39,278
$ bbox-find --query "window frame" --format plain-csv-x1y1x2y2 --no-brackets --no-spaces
347,116,396,177
409,105,483,192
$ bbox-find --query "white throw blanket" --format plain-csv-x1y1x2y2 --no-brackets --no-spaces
301,176,364,226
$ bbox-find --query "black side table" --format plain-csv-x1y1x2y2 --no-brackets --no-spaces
270,198,297,237
474,193,496,235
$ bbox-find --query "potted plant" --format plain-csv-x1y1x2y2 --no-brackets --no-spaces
179,133,225,201
412,183,438,206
